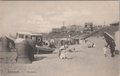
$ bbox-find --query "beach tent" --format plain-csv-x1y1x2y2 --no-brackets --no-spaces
15,38,35,64
115,31,120,50
0,36,10,52
59,38,72,45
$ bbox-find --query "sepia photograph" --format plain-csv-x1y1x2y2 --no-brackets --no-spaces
0,1,119,76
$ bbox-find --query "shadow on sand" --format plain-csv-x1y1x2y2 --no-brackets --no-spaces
34,56,47,61
66,57,73,60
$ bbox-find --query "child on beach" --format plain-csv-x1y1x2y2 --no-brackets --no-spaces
103,45,108,57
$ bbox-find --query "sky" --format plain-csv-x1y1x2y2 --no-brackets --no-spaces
0,1,119,35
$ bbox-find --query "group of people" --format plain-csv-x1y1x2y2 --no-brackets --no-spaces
43,39,56,48
84,39,95,48
103,32,117,57
103,44,116,57
31,35,117,59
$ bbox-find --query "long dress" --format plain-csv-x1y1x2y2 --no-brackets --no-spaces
60,49,66,59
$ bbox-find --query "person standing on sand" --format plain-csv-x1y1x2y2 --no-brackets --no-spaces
103,32,116,57
58,45,68,59
109,43,116,57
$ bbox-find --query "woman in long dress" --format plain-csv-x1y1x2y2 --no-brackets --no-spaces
58,45,68,59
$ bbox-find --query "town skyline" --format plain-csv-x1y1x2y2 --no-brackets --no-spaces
0,1,119,35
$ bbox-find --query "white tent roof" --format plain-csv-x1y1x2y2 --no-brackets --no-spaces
17,32,32,35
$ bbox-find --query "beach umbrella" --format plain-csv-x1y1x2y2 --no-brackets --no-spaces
103,32,115,46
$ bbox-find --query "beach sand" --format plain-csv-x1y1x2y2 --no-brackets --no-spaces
0,37,119,76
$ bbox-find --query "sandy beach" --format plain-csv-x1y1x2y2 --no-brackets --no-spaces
0,37,119,76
